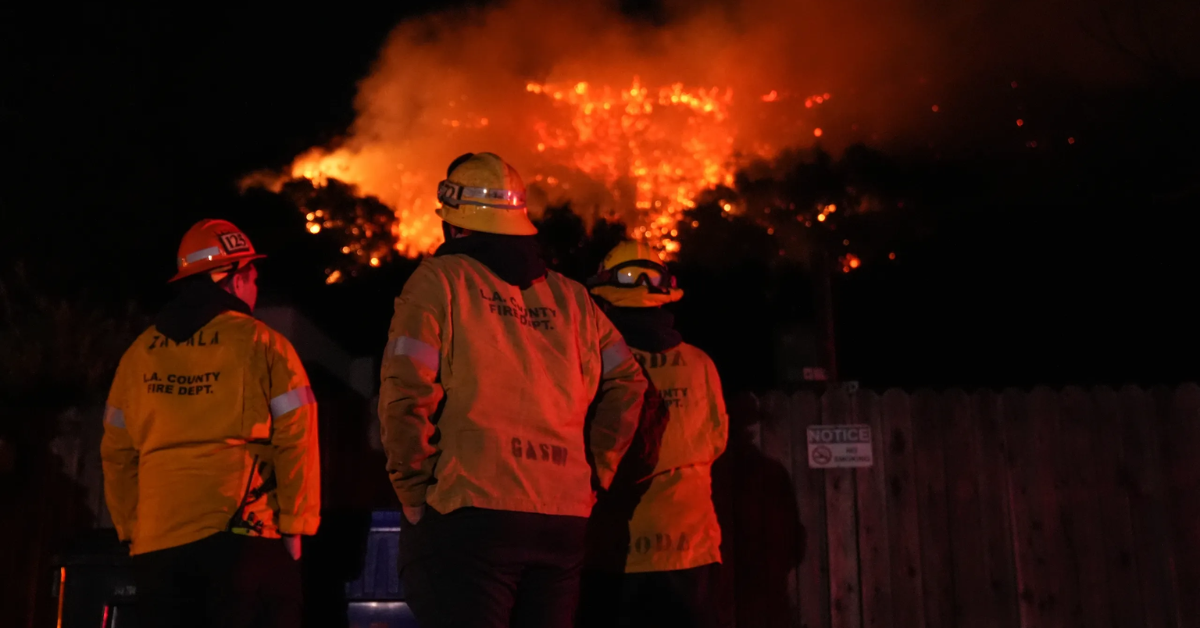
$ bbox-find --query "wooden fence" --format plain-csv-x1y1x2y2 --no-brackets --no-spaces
7,385,1200,627
715,386,1200,628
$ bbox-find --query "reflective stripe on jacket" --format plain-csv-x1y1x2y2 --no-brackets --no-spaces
624,343,728,573
101,311,321,555
379,255,647,518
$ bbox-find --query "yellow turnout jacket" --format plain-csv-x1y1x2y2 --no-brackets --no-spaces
102,311,321,555
379,255,648,518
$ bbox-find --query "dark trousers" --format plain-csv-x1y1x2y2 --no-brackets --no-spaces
400,507,588,628
577,564,719,628
131,532,301,628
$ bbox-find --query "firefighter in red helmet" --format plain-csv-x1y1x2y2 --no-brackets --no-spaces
378,152,648,627
102,219,320,628
578,241,729,628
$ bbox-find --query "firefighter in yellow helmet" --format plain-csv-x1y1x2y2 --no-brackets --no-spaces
379,152,648,627
101,219,320,628
578,241,729,628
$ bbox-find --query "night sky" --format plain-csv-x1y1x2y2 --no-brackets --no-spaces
2,6,419,275
4,1,1200,391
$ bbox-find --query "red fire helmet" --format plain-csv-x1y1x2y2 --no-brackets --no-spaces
170,219,266,282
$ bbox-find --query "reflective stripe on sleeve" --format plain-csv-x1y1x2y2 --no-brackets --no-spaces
391,336,440,371
270,386,317,417
184,246,222,264
601,339,632,375
104,405,126,429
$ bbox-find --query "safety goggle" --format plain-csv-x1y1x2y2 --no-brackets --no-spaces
437,180,527,210
609,261,676,289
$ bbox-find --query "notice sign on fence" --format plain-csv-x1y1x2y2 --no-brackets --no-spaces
807,424,874,468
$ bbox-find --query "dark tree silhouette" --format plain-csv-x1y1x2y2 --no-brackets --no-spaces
279,177,398,283
534,204,627,283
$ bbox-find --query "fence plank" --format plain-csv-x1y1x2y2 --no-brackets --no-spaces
1091,387,1145,628
823,388,862,628
711,392,739,628
881,389,925,628
1058,387,1115,628
1163,384,1200,628
943,389,991,627
759,391,802,628
1122,386,1180,628
721,390,800,628
725,391,774,628
1033,387,1077,626
1005,387,1088,627
793,391,831,628
1148,386,1184,626
1002,388,1045,628
911,390,954,628
853,391,892,628
971,390,1020,628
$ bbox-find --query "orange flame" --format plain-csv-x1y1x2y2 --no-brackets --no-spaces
243,73,832,261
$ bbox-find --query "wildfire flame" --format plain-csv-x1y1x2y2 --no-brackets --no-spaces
235,1,867,269
246,81,833,262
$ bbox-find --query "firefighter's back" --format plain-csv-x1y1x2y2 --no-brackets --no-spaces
378,152,648,628
108,312,278,554
578,240,729,628
422,254,611,517
101,218,319,628
625,342,727,574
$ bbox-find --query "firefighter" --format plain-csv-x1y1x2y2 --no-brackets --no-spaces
379,152,648,628
579,241,729,628
101,219,320,628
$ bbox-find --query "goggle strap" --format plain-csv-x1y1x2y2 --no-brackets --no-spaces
609,260,669,275
437,180,527,210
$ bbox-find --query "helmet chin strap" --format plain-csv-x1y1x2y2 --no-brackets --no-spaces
442,221,470,241
208,263,237,284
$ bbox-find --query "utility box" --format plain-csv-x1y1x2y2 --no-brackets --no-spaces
345,510,419,627
774,322,823,387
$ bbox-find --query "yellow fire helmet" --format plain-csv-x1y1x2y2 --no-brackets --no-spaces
588,240,684,308
435,152,537,236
